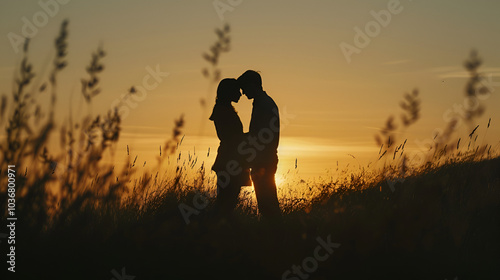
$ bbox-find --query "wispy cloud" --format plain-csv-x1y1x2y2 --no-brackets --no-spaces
429,66,459,73
430,66,500,79
279,136,376,156
382,59,412,65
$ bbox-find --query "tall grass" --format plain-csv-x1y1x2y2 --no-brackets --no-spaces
0,20,186,234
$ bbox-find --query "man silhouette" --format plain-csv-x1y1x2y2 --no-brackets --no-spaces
237,70,282,221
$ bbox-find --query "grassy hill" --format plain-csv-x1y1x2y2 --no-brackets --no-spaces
10,156,499,279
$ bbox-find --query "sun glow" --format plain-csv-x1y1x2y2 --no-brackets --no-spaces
275,174,286,188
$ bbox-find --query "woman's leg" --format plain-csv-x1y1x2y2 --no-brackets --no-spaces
214,173,241,221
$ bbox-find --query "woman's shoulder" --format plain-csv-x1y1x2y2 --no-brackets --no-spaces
209,103,237,121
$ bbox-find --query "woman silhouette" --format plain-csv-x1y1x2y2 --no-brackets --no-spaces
210,78,251,220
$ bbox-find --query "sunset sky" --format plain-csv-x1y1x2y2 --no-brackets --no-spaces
1,0,499,180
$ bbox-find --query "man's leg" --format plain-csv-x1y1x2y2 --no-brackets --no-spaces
252,165,281,221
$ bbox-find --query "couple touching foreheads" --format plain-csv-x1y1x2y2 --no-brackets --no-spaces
209,70,281,223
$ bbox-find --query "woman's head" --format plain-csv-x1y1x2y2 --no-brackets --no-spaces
216,78,242,103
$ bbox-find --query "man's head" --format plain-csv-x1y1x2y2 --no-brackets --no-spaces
237,70,263,99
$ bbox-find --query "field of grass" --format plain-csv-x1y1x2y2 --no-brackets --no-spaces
1,21,500,280
8,156,500,279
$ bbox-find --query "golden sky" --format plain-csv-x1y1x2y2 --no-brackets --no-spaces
1,0,500,180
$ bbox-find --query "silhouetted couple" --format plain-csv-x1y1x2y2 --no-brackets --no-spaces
209,70,281,223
